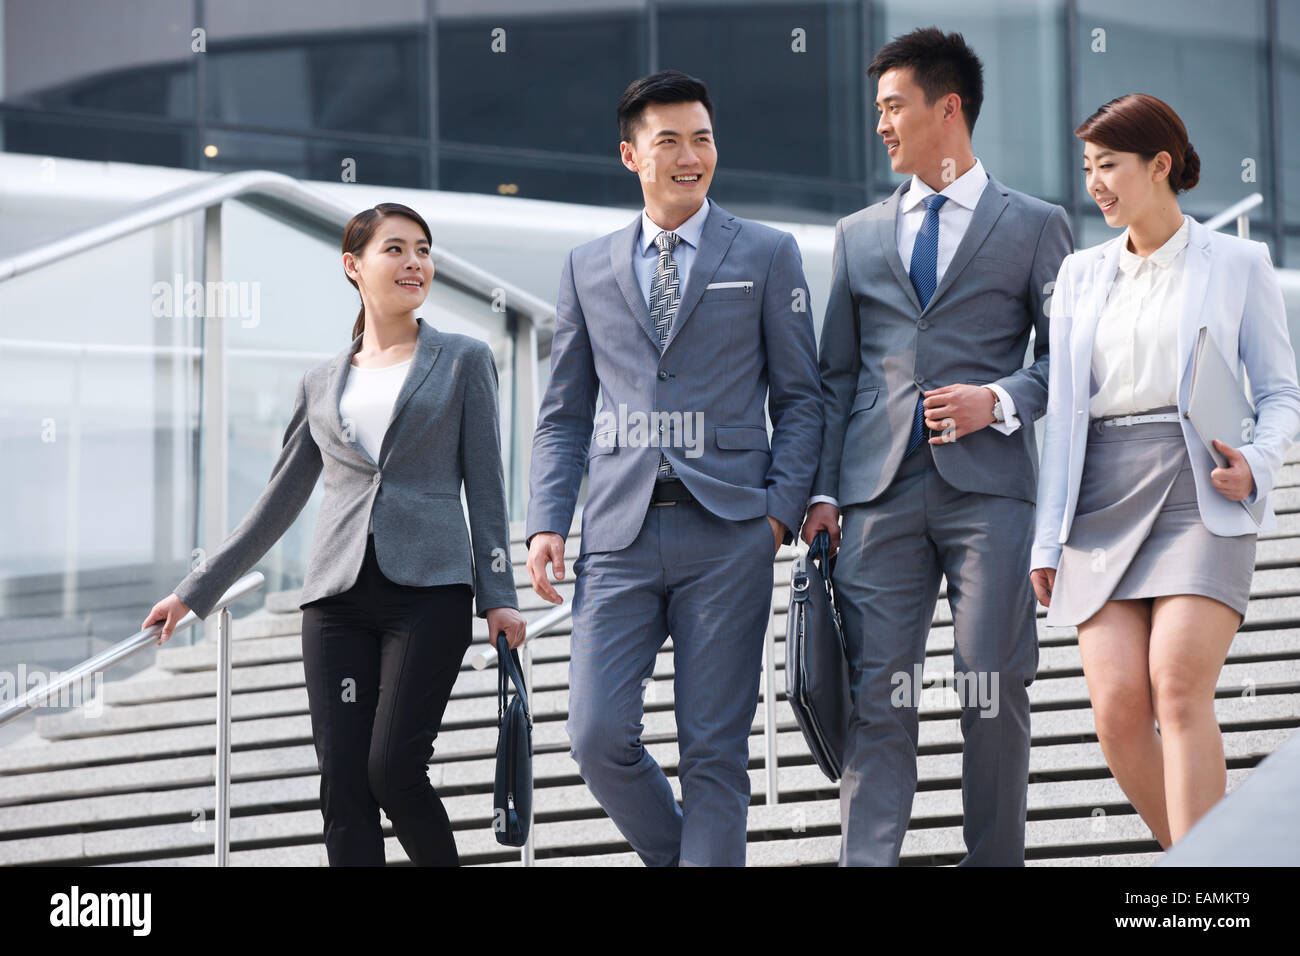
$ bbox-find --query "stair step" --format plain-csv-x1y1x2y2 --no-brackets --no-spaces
6,489,1300,866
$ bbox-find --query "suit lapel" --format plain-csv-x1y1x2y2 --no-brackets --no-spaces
875,183,922,313
1069,235,1124,403
326,317,442,468
610,217,659,350
663,200,739,355
924,176,1010,315
328,332,367,463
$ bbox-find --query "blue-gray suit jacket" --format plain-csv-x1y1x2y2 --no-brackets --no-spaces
526,198,823,551
174,317,519,620
813,175,1073,507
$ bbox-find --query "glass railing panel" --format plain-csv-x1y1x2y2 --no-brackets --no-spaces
0,216,203,741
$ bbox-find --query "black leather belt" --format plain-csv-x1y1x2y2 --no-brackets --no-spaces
650,477,694,507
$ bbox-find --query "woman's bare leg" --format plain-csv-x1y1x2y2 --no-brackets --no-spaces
1148,594,1240,844
1077,598,1171,848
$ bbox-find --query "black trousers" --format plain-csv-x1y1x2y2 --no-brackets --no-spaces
300,533,473,866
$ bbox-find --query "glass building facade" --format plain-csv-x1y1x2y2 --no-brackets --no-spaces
2,0,1296,258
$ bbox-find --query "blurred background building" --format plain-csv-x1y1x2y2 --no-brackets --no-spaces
1,0,1297,709
4,0,1298,248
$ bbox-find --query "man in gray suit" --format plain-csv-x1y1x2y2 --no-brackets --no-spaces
526,70,822,866
802,28,1073,865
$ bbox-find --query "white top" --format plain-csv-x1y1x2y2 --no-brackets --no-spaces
340,358,411,532
1089,215,1190,418
339,357,411,464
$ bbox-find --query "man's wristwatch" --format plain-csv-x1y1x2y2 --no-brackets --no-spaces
988,389,1005,423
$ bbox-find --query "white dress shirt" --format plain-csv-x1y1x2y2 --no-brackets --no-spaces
810,157,1020,510
1088,215,1190,418
898,158,989,290
339,358,412,531
636,198,711,307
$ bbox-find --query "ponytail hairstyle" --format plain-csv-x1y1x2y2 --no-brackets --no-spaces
1074,93,1200,194
341,202,434,341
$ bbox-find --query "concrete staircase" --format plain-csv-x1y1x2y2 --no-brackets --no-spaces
4,455,1300,867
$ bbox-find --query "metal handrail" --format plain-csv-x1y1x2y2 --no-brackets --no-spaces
469,601,570,670
1203,192,1264,236
0,169,557,331
0,168,558,605
0,571,263,728
0,571,263,867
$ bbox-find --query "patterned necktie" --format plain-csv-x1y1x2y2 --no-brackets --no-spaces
651,231,681,478
905,194,948,458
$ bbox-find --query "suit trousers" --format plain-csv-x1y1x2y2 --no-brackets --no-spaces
566,495,776,866
300,533,473,866
833,443,1040,865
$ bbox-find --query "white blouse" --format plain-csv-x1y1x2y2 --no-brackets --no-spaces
339,359,412,530
1089,215,1191,419
339,358,411,463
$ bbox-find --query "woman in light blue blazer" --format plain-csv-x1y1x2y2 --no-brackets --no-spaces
143,203,527,866
1031,95,1300,849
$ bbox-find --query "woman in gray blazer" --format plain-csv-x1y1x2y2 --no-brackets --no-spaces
143,202,526,866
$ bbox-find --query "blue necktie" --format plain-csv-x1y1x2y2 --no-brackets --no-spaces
905,194,948,458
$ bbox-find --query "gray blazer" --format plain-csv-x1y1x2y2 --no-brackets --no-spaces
174,317,519,620
813,175,1073,507
525,198,823,551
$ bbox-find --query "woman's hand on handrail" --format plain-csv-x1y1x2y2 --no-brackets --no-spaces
142,593,191,645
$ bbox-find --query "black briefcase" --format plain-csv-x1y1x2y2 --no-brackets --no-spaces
493,636,533,847
785,530,852,782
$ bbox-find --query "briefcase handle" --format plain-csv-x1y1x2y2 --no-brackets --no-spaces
496,631,532,729
809,531,849,656
809,529,836,580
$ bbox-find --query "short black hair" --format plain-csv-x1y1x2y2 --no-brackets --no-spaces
868,27,984,136
617,70,715,144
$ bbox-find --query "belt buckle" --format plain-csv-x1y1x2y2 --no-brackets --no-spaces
651,481,678,507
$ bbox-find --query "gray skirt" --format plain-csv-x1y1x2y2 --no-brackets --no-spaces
1045,414,1257,628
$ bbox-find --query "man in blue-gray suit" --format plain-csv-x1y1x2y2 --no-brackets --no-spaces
803,29,1073,865
525,70,822,866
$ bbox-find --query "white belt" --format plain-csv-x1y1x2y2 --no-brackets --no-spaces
1098,411,1182,427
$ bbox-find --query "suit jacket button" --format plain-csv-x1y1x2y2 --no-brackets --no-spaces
658,370,669,380
373,472,381,485
917,319,930,330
